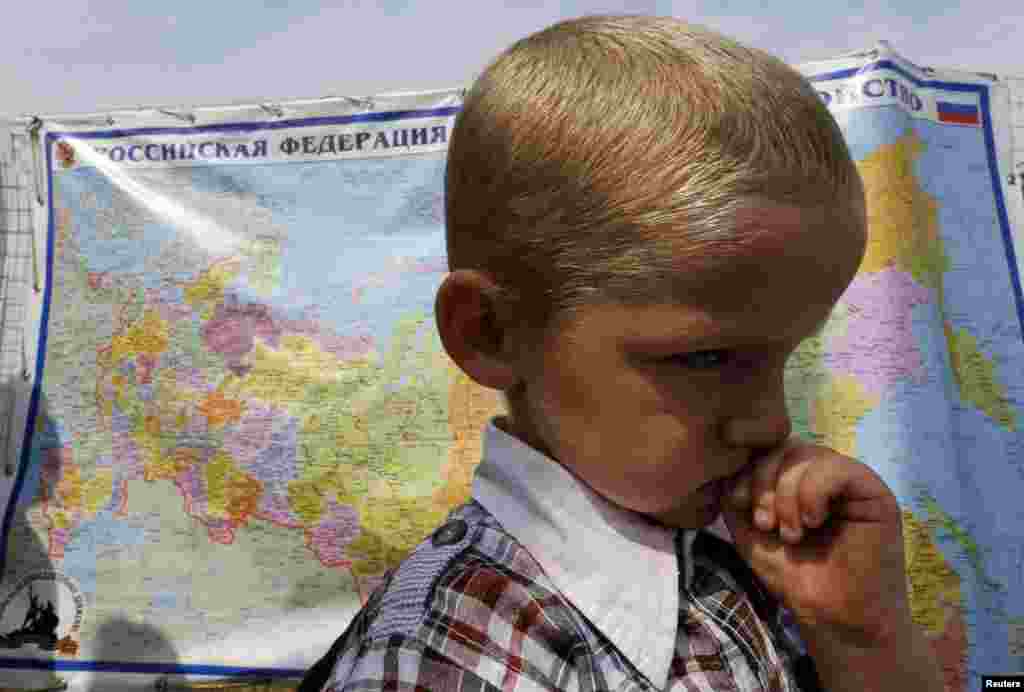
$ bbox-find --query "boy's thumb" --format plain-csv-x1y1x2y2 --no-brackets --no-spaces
719,497,779,569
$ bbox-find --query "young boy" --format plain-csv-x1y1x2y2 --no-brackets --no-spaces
299,14,943,692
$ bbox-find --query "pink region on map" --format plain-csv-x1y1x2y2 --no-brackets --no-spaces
181,409,211,439
306,497,361,568
259,494,304,529
47,527,71,560
202,294,280,368
39,446,73,558
278,316,376,361
201,291,377,364
177,366,209,393
110,410,145,479
136,354,158,385
87,272,114,292
173,464,209,520
98,367,116,402
108,478,129,515
824,267,934,395
170,452,259,544
146,286,192,324
40,446,70,495
223,401,276,463
205,520,236,545
223,401,304,528
93,453,130,516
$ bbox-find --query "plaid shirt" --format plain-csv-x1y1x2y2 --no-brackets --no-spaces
300,418,824,692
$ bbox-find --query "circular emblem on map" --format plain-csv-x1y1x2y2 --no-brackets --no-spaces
55,140,76,169
0,570,84,656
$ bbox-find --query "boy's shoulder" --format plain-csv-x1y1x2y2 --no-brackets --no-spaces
363,498,582,641
304,499,596,692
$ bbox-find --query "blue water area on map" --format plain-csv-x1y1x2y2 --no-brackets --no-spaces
55,153,448,367
42,106,1024,679
59,510,148,598
839,103,1024,678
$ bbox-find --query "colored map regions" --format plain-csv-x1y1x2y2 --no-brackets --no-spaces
781,105,1023,687
2,93,1022,687
4,152,496,665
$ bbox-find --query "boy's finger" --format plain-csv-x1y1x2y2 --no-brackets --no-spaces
751,436,805,531
749,443,788,531
773,458,812,543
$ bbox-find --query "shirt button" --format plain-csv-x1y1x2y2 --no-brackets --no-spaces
431,519,468,547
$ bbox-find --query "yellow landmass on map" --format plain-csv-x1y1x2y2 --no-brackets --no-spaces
282,318,506,594
288,461,447,576
288,476,327,525
343,495,451,579
916,489,1003,596
810,372,880,458
43,453,114,530
147,447,201,483
902,508,969,692
133,415,165,476
433,361,505,511
206,450,264,524
353,329,504,574
236,335,350,411
182,256,243,320
346,352,506,582
856,130,950,297
943,321,1017,431
858,130,1016,436
153,369,201,428
245,237,282,298
903,509,963,634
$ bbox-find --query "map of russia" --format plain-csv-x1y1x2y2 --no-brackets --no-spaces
0,42,1020,691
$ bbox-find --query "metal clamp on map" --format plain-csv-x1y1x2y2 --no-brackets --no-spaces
341,96,374,110
26,117,44,209
1011,161,1024,188
259,104,285,119
157,109,197,124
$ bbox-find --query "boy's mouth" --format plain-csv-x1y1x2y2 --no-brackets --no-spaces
725,463,752,484
706,463,751,495
702,476,730,498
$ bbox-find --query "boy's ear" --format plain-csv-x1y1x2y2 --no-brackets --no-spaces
434,270,523,393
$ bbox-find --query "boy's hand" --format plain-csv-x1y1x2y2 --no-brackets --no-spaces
719,438,914,650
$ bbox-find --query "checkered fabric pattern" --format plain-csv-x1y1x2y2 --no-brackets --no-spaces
299,499,824,692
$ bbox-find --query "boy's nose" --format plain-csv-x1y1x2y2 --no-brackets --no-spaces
721,415,792,451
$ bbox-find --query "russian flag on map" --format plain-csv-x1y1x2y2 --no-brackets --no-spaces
936,101,980,126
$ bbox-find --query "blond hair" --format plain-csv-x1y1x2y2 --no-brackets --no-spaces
444,13,862,341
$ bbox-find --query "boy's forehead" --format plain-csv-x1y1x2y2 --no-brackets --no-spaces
581,202,865,339
674,200,863,284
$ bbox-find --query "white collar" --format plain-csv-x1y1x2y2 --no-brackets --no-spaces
471,416,732,689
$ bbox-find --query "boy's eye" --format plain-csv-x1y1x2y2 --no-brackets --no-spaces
664,349,734,370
